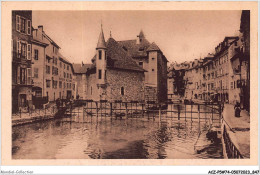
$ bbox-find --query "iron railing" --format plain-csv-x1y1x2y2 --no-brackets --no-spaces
223,126,243,159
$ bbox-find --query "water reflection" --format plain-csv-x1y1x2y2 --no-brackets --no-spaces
12,115,223,159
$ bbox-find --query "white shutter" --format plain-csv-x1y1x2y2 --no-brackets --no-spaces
27,20,31,35
16,15,20,32
27,44,31,60
17,40,21,58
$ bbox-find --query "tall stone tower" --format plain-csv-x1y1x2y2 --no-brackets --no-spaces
96,25,107,100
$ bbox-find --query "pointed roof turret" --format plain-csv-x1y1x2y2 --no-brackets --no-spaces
139,30,145,38
96,24,106,49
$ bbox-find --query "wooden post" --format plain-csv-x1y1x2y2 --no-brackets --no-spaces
141,103,144,118
125,102,128,119
198,104,200,121
83,107,85,120
90,101,92,117
96,102,98,117
159,104,161,121
171,103,172,119
177,104,180,120
191,104,193,121
100,101,102,119
211,102,214,123
185,104,186,121
110,102,113,117
104,101,106,117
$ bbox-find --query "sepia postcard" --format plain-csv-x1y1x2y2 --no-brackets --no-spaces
1,1,258,167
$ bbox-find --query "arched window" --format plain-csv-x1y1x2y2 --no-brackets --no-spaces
121,87,124,96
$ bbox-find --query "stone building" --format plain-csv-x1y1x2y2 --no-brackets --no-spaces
76,27,168,102
118,30,168,103
12,11,33,113
31,26,76,103
239,10,250,112
81,27,146,102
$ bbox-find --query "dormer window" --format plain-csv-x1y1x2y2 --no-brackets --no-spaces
139,47,144,51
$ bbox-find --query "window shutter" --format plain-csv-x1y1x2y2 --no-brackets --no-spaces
27,20,31,35
27,44,31,60
27,68,32,85
17,40,21,58
16,15,20,32
17,66,20,84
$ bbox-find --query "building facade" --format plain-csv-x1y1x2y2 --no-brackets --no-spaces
31,26,76,104
72,27,168,103
12,11,33,113
118,30,168,103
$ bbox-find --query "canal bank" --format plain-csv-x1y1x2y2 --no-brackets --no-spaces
221,104,250,158
12,103,59,126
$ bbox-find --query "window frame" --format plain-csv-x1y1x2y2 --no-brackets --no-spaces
98,69,102,79
120,87,125,96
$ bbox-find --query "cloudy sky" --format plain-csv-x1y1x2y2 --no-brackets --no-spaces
32,10,242,64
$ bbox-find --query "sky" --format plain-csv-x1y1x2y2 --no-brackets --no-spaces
32,10,242,64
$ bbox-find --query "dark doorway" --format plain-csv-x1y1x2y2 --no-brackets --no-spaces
67,90,72,99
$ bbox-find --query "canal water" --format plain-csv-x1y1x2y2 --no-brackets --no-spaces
12,113,223,159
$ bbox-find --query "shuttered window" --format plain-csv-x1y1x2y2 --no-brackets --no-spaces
27,20,31,35
16,15,20,32
27,44,31,60
17,40,21,58
27,68,32,85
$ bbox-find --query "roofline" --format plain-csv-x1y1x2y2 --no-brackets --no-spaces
31,39,49,47
42,32,61,49
107,66,147,73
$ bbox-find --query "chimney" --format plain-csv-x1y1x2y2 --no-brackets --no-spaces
38,25,43,32
136,35,140,45
38,25,43,40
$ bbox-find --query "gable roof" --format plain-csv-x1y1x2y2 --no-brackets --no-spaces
106,37,146,72
42,31,60,49
72,63,93,74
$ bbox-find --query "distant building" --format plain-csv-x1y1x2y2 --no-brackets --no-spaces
72,63,93,99
167,62,188,99
12,11,33,113
168,35,248,108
